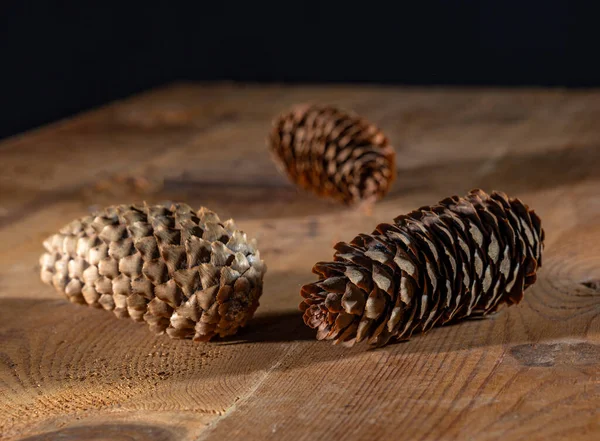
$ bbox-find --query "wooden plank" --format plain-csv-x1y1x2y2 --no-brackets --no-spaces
0,83,599,440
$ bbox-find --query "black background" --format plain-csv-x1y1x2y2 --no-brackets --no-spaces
1,1,598,140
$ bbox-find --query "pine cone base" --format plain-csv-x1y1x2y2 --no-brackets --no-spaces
300,189,544,347
40,203,266,341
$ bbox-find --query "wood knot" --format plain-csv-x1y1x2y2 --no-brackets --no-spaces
509,342,600,367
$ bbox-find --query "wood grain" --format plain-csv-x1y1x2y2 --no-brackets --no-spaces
0,83,599,440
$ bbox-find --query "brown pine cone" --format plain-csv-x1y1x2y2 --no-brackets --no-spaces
300,189,544,347
269,104,396,205
40,203,266,341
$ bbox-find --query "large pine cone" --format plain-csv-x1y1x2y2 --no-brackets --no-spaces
300,189,544,347
40,203,266,341
269,104,396,205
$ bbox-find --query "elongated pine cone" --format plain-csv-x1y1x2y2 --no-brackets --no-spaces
40,203,266,341
300,189,544,347
269,104,396,205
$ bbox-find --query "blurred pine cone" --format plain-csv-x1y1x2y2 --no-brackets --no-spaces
300,189,544,347
269,104,396,205
40,203,266,341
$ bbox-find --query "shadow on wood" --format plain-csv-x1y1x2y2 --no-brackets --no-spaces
17,423,178,441
224,310,315,344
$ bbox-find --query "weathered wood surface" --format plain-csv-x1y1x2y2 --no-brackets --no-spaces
1,83,599,441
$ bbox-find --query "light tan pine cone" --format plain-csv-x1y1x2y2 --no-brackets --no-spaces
269,104,396,205
40,203,266,341
300,189,544,347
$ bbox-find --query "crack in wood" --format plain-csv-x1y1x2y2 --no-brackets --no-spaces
581,280,600,291
194,342,301,441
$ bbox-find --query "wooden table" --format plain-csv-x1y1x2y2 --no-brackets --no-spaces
1,83,599,441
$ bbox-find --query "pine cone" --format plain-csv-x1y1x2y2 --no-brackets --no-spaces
300,189,544,347
269,104,396,205
40,203,266,341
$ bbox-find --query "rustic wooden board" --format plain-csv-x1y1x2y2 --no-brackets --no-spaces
1,83,599,441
